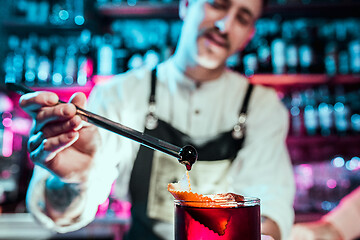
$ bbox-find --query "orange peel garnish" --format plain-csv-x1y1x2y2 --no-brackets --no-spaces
167,171,212,207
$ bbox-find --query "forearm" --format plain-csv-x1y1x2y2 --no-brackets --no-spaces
261,216,282,240
45,175,86,224
26,166,102,233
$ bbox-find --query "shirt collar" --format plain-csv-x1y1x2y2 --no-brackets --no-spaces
163,57,228,92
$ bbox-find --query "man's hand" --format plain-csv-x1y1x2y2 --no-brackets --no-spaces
289,221,343,240
262,235,275,240
261,216,281,240
20,91,100,183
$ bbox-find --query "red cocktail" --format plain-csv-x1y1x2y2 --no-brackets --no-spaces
174,196,260,240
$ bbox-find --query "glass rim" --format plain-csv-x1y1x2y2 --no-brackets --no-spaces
174,196,260,207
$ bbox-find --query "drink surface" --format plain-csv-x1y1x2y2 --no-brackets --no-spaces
175,202,260,240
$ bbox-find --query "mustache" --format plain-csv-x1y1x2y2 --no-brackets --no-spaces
200,27,230,49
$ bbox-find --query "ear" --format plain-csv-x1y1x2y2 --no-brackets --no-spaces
179,0,190,20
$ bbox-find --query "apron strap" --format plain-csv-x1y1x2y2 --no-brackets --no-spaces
149,68,157,104
231,82,254,139
239,83,254,115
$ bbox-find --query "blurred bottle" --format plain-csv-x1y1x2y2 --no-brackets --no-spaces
26,0,38,23
317,86,334,136
4,36,23,84
256,20,272,73
23,38,38,86
303,89,319,136
52,45,66,86
97,34,115,75
112,34,129,74
290,91,304,136
128,52,143,70
336,21,350,75
271,37,286,74
37,38,52,85
73,0,85,26
324,40,338,76
38,0,50,24
298,22,314,74
77,30,93,85
349,39,360,74
144,49,161,70
349,89,360,134
64,43,77,85
283,21,299,74
333,86,350,136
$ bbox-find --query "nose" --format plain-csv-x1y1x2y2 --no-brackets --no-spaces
215,16,228,32
214,14,234,33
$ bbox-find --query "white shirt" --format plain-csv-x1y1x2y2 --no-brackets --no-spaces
26,58,295,239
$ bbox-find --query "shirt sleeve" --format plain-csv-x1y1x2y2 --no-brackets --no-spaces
228,86,295,239
322,186,360,240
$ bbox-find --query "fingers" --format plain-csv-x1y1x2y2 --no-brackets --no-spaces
69,92,87,109
24,91,87,164
28,115,83,152
261,235,275,240
32,92,86,133
20,92,59,115
34,103,78,133
30,131,79,164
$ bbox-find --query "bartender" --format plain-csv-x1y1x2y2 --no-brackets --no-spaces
20,0,295,239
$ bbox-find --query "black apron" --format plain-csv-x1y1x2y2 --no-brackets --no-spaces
126,68,254,240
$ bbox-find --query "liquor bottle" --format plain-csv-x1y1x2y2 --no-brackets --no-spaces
303,89,319,136
283,21,299,74
37,38,51,85
144,49,161,70
298,22,314,74
349,89,360,134
38,0,50,24
324,41,338,76
73,0,85,26
290,91,303,136
97,34,115,76
241,32,258,75
349,39,360,74
271,37,286,74
52,45,66,86
317,86,334,136
64,43,77,85
77,30,93,85
127,52,143,70
4,36,23,84
334,86,350,136
256,19,272,73
23,39,37,86
336,21,350,75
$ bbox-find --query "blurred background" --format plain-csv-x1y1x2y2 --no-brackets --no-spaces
0,0,359,239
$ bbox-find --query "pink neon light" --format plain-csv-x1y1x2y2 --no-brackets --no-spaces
2,118,12,128
85,59,94,77
2,128,13,157
326,179,337,189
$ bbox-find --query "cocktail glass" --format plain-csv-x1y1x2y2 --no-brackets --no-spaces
174,196,260,240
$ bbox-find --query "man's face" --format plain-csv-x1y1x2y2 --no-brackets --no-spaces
179,0,262,70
